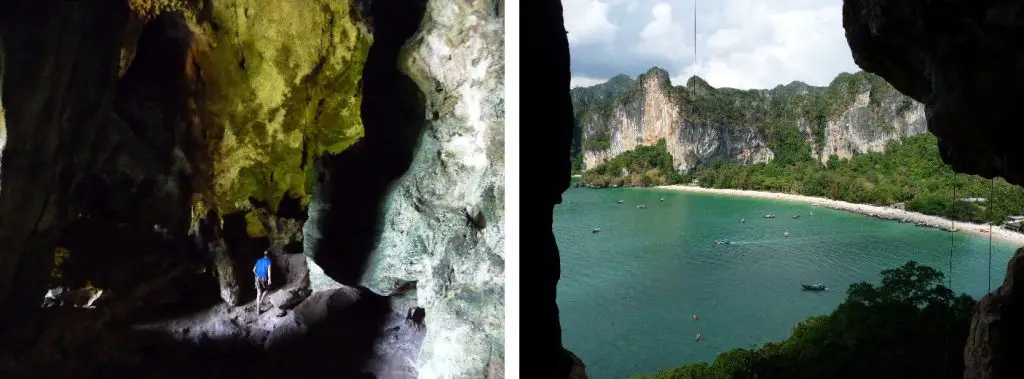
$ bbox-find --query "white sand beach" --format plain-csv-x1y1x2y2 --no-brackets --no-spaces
656,184,1024,248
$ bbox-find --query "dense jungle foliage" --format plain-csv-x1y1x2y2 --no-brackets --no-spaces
636,262,974,379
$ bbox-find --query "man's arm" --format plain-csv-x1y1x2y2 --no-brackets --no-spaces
267,265,272,285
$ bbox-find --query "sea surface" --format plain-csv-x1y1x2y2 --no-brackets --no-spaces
554,187,1018,379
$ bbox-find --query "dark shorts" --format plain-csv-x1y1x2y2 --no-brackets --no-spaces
256,277,269,291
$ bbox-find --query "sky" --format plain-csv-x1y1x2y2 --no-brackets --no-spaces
564,0,862,90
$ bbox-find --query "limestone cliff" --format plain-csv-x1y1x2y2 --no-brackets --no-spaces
572,67,926,173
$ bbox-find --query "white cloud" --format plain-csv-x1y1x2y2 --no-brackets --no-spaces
568,0,862,90
637,3,689,64
625,0,639,13
693,1,856,89
571,76,610,88
563,0,619,46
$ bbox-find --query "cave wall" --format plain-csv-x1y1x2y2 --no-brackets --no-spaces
349,0,506,377
0,0,133,348
521,0,581,377
841,1,1024,378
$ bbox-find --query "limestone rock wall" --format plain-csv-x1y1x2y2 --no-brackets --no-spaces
359,0,505,377
807,91,926,163
580,70,773,171
184,0,371,216
574,68,926,172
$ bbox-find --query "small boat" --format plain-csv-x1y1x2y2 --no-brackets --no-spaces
636,204,646,209
592,228,601,234
617,200,624,204
763,214,776,219
695,332,702,342
792,214,801,219
713,240,732,245
660,198,665,202
801,283,826,291
980,228,991,233
784,231,790,238
740,218,746,223
692,314,699,321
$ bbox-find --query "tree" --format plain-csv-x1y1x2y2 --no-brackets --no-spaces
642,262,974,379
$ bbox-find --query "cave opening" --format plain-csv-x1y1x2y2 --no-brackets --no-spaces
305,0,428,286
0,0,431,376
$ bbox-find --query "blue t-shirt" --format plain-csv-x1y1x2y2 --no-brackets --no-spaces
255,257,271,279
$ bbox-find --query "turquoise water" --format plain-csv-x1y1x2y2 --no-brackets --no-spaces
554,187,1018,379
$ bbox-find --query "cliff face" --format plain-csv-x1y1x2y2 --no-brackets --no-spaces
572,67,926,172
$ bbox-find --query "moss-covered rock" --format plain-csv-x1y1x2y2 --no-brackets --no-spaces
243,209,267,238
187,0,371,215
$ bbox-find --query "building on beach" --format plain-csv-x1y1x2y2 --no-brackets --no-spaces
958,197,988,203
1003,216,1024,232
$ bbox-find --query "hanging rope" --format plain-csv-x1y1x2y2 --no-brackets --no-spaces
950,172,956,289
989,177,994,293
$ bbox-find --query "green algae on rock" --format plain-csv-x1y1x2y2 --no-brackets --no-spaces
187,0,371,215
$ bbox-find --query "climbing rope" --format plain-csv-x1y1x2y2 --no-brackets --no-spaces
989,177,994,293
950,172,956,289
943,170,959,376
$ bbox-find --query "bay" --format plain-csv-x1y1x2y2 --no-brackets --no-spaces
554,187,1017,379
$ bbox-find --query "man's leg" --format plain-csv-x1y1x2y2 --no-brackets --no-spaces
255,280,262,312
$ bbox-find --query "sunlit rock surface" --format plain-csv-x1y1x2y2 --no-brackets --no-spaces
359,0,505,377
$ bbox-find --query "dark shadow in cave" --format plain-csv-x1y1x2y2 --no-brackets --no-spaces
306,0,428,285
6,286,390,379
0,2,422,377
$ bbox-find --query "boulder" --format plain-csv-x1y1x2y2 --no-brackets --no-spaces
268,287,311,310
306,256,344,293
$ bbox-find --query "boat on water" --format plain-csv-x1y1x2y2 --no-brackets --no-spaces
792,214,801,219
636,204,647,209
617,200,624,204
713,239,732,245
784,231,790,238
592,228,601,234
801,283,826,291
660,197,665,202
763,214,776,219
740,218,746,223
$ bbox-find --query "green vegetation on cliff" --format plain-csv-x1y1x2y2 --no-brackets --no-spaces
581,139,683,187
690,133,1024,224
637,262,972,379
572,69,911,165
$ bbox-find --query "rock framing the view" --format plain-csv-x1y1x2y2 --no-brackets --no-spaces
843,1,1024,378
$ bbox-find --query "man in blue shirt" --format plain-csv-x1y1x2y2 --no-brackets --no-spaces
253,250,272,312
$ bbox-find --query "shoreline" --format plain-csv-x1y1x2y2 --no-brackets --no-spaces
654,184,1024,247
